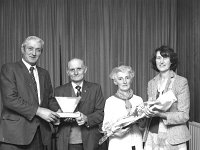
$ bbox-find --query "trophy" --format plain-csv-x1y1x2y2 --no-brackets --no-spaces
55,96,81,118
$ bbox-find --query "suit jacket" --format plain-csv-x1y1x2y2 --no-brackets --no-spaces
143,71,191,145
0,60,59,145
55,81,105,150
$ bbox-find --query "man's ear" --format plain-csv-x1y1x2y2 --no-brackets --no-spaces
21,46,25,54
66,70,70,76
84,67,87,73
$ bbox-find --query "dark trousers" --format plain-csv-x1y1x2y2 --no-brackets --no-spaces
68,144,84,150
0,127,46,150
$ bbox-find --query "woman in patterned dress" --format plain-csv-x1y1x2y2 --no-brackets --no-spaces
102,65,144,150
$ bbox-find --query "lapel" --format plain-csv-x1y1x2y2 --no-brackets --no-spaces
151,75,159,100
78,80,89,106
68,83,74,97
18,61,39,104
58,83,74,97
152,71,176,100
164,71,176,93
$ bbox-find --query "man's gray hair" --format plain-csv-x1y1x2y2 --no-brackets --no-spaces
21,36,44,50
67,58,87,70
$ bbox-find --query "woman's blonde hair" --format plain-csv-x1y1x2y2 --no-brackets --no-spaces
109,65,135,80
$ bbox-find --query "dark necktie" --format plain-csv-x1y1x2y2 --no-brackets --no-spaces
29,67,38,94
75,85,81,97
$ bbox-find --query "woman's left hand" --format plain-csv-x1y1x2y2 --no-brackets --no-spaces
143,106,160,117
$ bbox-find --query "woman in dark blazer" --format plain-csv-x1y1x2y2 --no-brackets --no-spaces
143,46,191,150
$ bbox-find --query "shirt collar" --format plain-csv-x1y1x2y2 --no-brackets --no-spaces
71,81,83,91
22,58,36,71
154,70,176,80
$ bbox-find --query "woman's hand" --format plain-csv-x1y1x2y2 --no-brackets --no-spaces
143,105,159,118
143,106,166,119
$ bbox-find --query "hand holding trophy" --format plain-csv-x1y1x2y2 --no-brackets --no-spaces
55,97,81,120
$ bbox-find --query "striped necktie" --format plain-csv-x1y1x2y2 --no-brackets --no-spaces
75,85,81,97
29,67,38,94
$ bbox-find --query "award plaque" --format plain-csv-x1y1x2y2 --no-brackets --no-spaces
56,96,81,118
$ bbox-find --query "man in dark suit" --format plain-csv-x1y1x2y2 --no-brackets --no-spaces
55,58,106,150
0,36,60,150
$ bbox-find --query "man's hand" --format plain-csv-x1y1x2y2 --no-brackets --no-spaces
64,117,76,122
53,109,62,125
75,111,88,126
36,107,60,123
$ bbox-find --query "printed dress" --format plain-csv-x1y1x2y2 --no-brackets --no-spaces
102,95,144,150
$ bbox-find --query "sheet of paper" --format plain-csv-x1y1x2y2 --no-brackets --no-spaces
55,97,81,112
